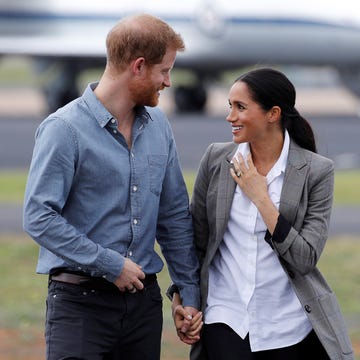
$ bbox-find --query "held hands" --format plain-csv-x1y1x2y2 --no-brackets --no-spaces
114,257,145,292
172,293,203,345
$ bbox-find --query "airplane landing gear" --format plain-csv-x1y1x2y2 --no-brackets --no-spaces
43,84,79,114
37,60,80,114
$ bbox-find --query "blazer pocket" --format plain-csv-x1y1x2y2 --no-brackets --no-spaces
318,293,353,355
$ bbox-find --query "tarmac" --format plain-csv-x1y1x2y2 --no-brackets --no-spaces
0,82,359,119
0,84,359,238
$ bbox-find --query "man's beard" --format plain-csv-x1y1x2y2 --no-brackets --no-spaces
129,78,160,107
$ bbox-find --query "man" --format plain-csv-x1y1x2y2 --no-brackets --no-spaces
23,14,200,360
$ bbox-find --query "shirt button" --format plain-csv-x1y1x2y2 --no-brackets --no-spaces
111,118,116,124
133,186,138,192
133,219,138,225
113,129,117,134
128,251,133,257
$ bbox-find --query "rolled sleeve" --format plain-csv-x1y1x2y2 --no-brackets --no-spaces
180,285,201,309
265,214,292,246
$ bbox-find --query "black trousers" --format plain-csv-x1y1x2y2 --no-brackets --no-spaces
203,323,329,360
45,279,163,360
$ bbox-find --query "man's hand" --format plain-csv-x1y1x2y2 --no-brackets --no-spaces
114,258,145,292
172,293,203,345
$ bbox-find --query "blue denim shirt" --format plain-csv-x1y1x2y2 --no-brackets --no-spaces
23,83,200,307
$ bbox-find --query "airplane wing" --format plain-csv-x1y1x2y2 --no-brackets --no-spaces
1,0,360,112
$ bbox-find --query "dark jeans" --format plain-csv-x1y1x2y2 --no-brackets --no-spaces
203,323,329,360
45,280,163,360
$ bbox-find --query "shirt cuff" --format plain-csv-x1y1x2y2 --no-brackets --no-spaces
97,248,125,282
180,285,201,309
265,214,291,244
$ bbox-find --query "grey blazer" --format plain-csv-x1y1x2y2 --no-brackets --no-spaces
190,140,354,360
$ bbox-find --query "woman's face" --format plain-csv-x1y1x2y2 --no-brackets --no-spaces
226,81,273,144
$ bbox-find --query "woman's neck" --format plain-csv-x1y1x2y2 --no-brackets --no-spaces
250,132,284,176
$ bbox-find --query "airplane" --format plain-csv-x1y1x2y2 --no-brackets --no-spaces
1,0,360,113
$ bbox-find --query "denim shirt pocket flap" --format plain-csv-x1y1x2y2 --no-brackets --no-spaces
148,154,167,196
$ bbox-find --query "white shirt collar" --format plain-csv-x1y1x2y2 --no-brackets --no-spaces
234,130,290,183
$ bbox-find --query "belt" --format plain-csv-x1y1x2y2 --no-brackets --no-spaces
50,272,157,292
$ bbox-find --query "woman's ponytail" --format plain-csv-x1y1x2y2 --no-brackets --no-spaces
282,107,317,153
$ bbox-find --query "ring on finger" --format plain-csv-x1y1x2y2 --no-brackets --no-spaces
129,286,137,293
236,171,241,177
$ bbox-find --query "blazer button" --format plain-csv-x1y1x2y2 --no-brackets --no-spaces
304,305,312,313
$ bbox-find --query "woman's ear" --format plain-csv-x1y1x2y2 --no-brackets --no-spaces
268,106,281,123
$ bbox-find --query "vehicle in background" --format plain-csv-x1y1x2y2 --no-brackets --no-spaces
1,0,360,113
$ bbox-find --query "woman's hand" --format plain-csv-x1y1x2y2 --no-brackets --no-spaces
230,153,268,204
230,152,279,234
172,293,203,345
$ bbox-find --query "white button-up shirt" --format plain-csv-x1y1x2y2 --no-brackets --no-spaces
205,132,312,351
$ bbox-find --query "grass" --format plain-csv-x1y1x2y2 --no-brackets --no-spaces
0,234,359,359
0,170,27,203
333,170,360,205
318,237,360,355
1,56,359,358
0,169,360,358
2,169,360,205
0,233,191,359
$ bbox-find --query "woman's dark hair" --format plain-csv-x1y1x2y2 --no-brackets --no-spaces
235,68,317,153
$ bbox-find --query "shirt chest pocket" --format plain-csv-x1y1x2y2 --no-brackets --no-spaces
148,155,167,196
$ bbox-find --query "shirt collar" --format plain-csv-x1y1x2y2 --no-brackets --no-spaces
82,82,152,128
268,130,290,182
234,130,290,182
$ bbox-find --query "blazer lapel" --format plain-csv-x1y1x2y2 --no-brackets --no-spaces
207,140,309,260
208,147,238,260
280,141,309,224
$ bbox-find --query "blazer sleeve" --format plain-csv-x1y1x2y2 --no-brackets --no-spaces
266,153,334,275
190,144,212,265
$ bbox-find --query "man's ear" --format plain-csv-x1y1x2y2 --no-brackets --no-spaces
130,57,146,75
268,106,281,123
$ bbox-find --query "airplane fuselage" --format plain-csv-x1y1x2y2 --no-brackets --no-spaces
1,0,360,111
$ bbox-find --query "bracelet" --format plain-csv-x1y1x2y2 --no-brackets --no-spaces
166,283,179,301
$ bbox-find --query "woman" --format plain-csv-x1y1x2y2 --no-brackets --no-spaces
172,68,353,359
